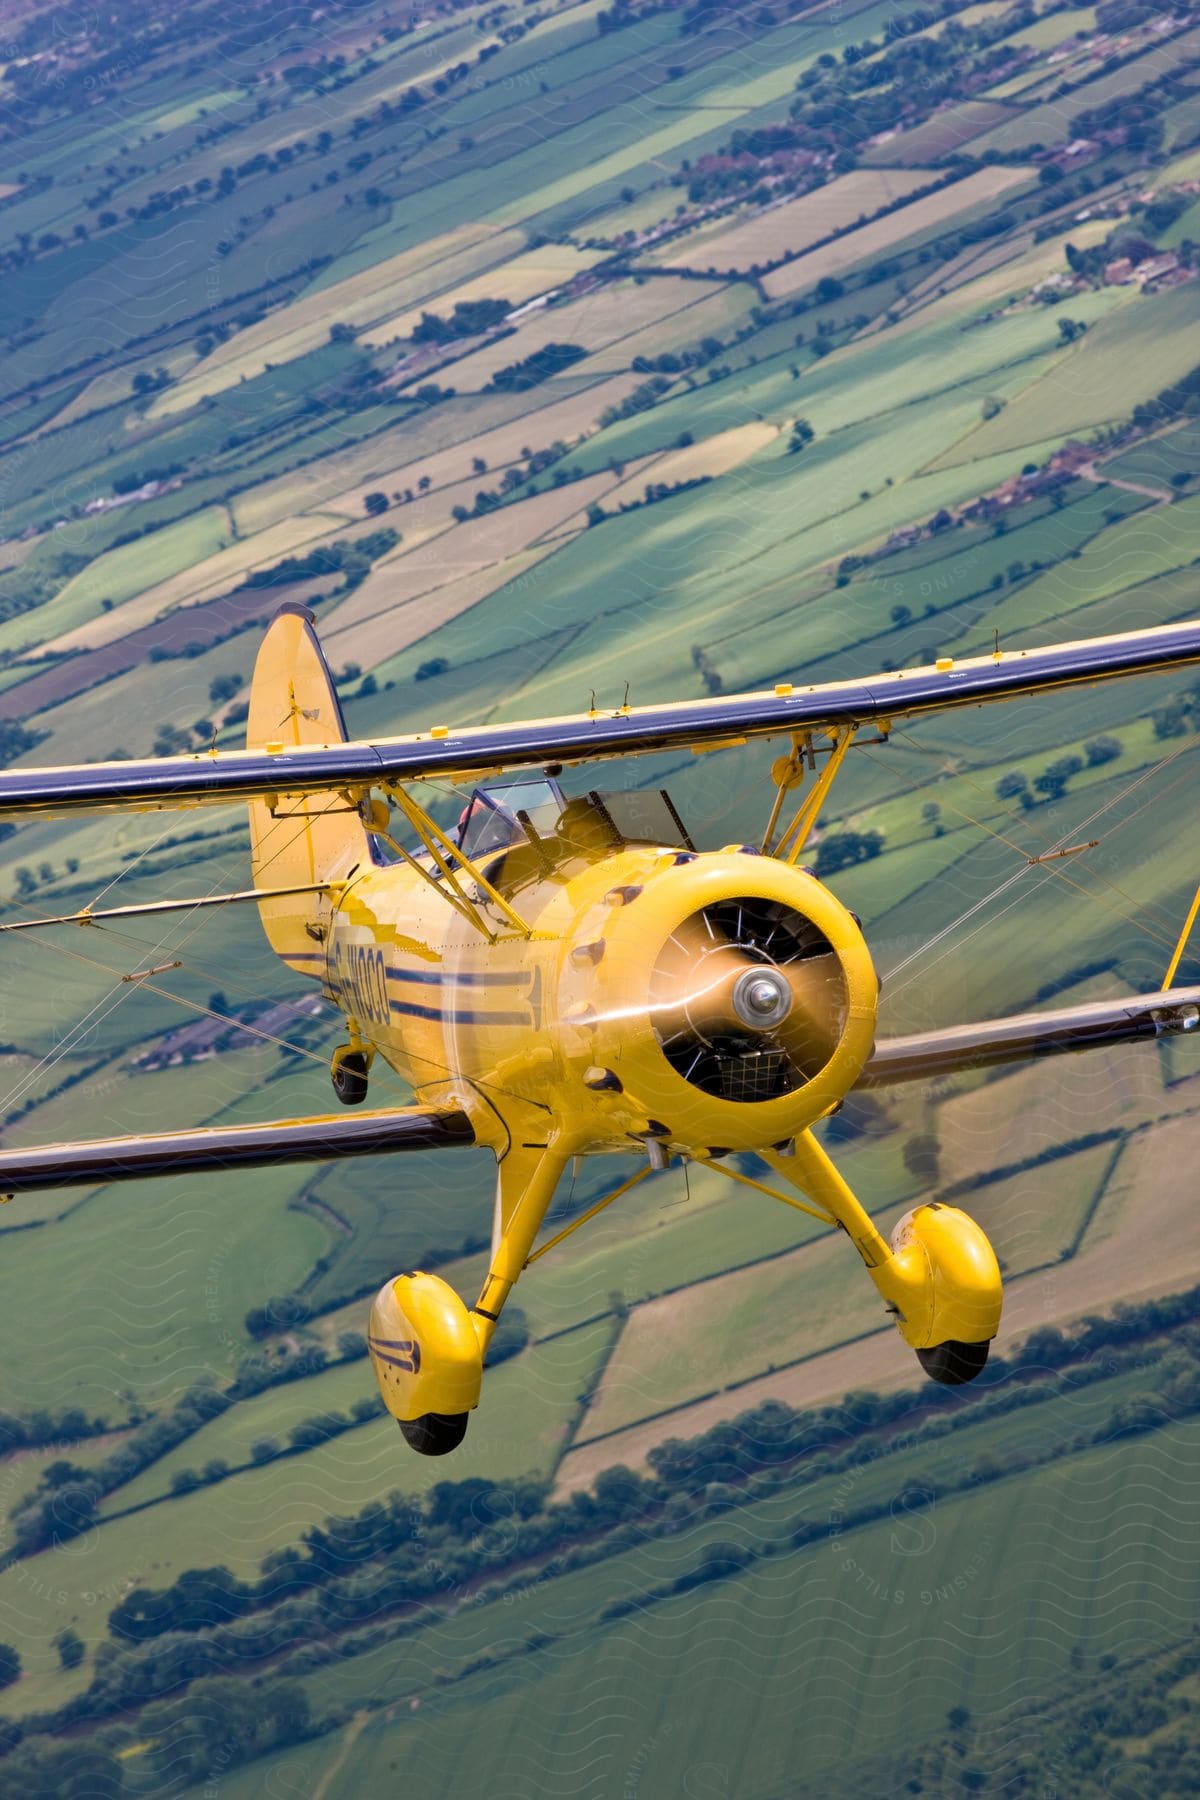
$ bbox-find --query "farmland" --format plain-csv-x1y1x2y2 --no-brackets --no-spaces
0,0,1198,1792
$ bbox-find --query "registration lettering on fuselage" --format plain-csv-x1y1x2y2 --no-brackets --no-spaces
329,940,390,1028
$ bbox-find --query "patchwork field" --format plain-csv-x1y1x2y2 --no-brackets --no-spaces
929,282,1200,467
1,0,1199,1792
760,166,1035,298
213,1408,1200,1799
862,99,1024,165
658,167,935,273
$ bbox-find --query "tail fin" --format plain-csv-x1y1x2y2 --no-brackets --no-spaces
246,603,372,961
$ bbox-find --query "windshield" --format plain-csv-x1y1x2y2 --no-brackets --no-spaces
456,779,565,860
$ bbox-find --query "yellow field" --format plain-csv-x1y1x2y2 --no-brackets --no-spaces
555,1330,911,1493
585,283,753,374
762,166,1035,299
600,421,778,510
150,90,242,134
43,512,347,655
1003,4,1097,48
1160,144,1200,184
430,278,705,389
323,544,560,669
316,371,644,517
230,376,643,538
0,533,44,573
322,466,623,640
578,187,687,241
868,217,1112,351
360,244,606,347
147,226,522,417
230,392,534,535
660,169,934,274
987,64,1059,98
938,1045,1169,1188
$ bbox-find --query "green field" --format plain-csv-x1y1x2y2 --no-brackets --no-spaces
0,1319,615,1712
208,1397,1200,1798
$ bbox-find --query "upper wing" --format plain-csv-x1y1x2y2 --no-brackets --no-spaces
0,1105,474,1195
2,619,1200,816
859,986,1200,1087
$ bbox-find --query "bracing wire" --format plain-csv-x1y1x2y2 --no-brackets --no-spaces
880,729,1200,993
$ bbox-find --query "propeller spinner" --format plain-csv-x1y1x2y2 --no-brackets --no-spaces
649,896,848,1103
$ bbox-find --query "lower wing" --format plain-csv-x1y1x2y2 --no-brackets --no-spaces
860,986,1200,1086
0,1106,474,1195
0,988,1196,1192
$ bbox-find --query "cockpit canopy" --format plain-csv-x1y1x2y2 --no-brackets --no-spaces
454,778,696,869
455,778,565,861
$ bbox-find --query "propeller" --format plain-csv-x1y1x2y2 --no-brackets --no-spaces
648,896,847,1102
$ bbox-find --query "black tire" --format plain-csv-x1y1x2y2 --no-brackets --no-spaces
398,1412,468,1456
916,1339,990,1386
331,1051,369,1106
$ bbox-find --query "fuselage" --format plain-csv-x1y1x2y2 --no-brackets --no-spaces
307,830,881,1162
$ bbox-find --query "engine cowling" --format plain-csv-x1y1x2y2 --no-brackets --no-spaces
559,852,879,1154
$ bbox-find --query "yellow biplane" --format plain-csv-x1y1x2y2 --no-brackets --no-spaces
2,604,1199,1455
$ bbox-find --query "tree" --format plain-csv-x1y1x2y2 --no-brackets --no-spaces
1057,317,1087,344
1084,733,1122,766
995,769,1033,810
890,604,912,628
487,1305,530,1366
921,800,943,837
363,491,389,515
54,1627,85,1670
1034,754,1084,801
788,418,815,454
814,829,883,876
0,1643,20,1688
1153,700,1188,739
903,1133,939,1185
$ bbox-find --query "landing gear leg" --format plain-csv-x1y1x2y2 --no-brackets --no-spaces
369,1138,575,1459
759,1133,1000,1383
471,1141,573,1358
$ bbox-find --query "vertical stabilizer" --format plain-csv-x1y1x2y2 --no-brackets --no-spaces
246,604,371,961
